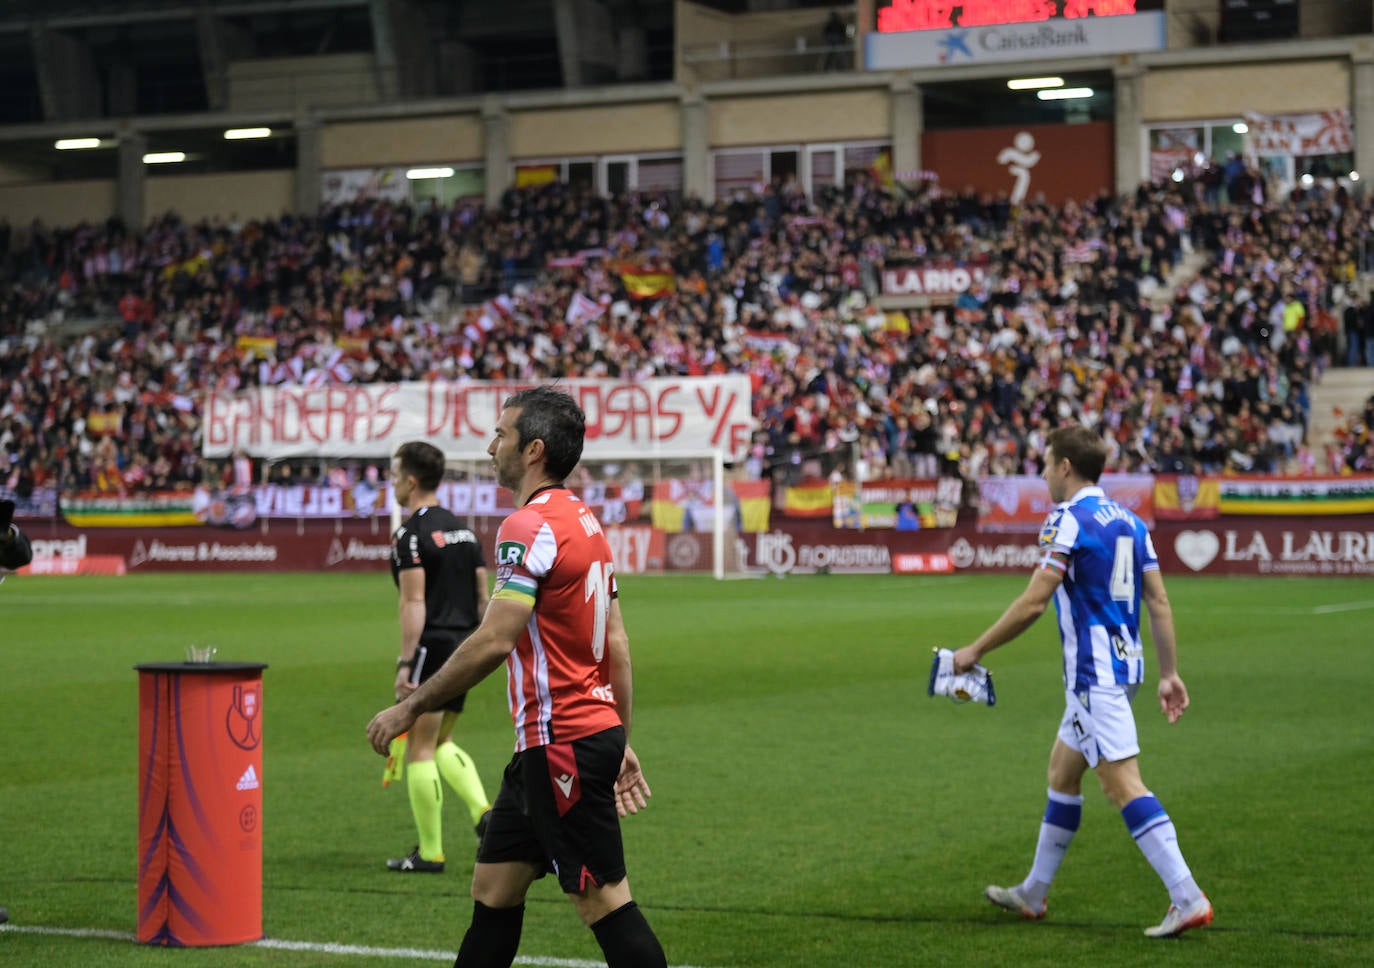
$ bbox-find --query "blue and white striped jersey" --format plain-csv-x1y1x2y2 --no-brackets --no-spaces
1037,485,1159,691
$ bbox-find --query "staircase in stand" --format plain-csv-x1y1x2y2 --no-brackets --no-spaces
1309,368,1374,472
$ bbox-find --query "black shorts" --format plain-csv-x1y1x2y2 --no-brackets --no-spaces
477,725,627,894
407,631,473,714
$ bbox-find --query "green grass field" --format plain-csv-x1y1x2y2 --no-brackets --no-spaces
1,572,1372,967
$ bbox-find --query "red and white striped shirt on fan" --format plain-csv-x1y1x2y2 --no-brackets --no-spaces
490,487,623,752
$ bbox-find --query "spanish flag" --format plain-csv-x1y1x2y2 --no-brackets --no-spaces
236,335,279,359
782,479,833,518
338,333,371,354
869,150,895,191
620,270,676,300
86,411,123,436
1153,475,1221,521
649,497,687,532
515,165,559,188
732,480,771,533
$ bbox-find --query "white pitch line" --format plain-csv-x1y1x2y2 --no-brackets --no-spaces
2,926,131,942
1313,600,1374,614
257,937,604,965
1,924,718,968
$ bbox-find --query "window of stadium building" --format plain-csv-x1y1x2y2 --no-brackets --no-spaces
598,154,684,198
808,145,839,196
843,143,891,184
1146,120,1356,195
714,143,887,200
408,166,485,206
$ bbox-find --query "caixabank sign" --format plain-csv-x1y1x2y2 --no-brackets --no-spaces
867,2,1166,70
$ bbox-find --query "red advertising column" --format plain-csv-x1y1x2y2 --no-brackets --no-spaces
135,662,268,946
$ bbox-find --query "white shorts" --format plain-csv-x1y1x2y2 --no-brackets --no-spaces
1057,685,1141,768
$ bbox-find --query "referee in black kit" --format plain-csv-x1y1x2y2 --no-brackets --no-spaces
384,442,493,873
2,497,34,924
0,497,32,582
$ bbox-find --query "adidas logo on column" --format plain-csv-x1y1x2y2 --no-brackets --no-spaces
236,764,260,791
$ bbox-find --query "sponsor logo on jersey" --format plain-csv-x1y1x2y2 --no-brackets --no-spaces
431,529,477,548
236,764,260,791
1039,510,1063,546
496,540,527,566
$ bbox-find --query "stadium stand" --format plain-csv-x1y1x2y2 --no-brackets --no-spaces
0,159,1366,504
1,1,1372,512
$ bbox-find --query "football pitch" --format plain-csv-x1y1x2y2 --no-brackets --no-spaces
1,571,1371,967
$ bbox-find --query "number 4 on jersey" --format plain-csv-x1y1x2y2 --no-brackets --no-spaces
1110,535,1135,611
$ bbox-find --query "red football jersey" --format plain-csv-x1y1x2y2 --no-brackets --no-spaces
491,487,623,751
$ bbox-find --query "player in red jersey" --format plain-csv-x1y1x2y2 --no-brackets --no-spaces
367,387,666,968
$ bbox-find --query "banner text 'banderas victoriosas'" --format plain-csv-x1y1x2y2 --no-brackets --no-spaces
202,377,754,461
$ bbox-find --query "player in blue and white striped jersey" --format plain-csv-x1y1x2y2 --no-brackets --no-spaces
1042,480,1154,693
953,426,1212,939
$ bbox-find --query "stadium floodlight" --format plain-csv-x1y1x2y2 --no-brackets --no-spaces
1233,122,1249,134
1007,76,1063,91
406,167,455,180
1037,87,1093,101
143,152,186,164
224,127,271,140
55,138,102,150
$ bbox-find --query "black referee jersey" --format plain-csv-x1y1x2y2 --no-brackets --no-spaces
390,505,485,634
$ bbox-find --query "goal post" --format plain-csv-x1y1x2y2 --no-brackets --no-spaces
424,450,743,579
252,450,747,579
712,448,727,581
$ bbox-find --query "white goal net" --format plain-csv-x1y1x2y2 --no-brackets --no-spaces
421,452,743,579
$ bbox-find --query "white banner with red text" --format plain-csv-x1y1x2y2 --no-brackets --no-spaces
202,377,754,461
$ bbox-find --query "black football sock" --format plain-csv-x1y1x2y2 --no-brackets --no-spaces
591,901,667,968
453,901,524,968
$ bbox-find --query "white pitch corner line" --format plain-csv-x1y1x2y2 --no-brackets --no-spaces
0,924,719,968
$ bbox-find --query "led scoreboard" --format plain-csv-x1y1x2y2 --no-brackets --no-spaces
877,1,1164,34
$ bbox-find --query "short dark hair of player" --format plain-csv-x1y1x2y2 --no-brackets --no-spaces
1046,425,1108,483
395,441,446,491
503,386,586,482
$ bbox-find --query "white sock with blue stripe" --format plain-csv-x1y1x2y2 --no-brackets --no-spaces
1121,793,1202,909
1019,787,1083,906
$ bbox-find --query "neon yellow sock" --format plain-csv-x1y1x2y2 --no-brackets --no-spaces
406,760,444,862
435,740,491,826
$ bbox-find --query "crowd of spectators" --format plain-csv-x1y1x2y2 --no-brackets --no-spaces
1,163,1372,505
1328,393,1374,473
